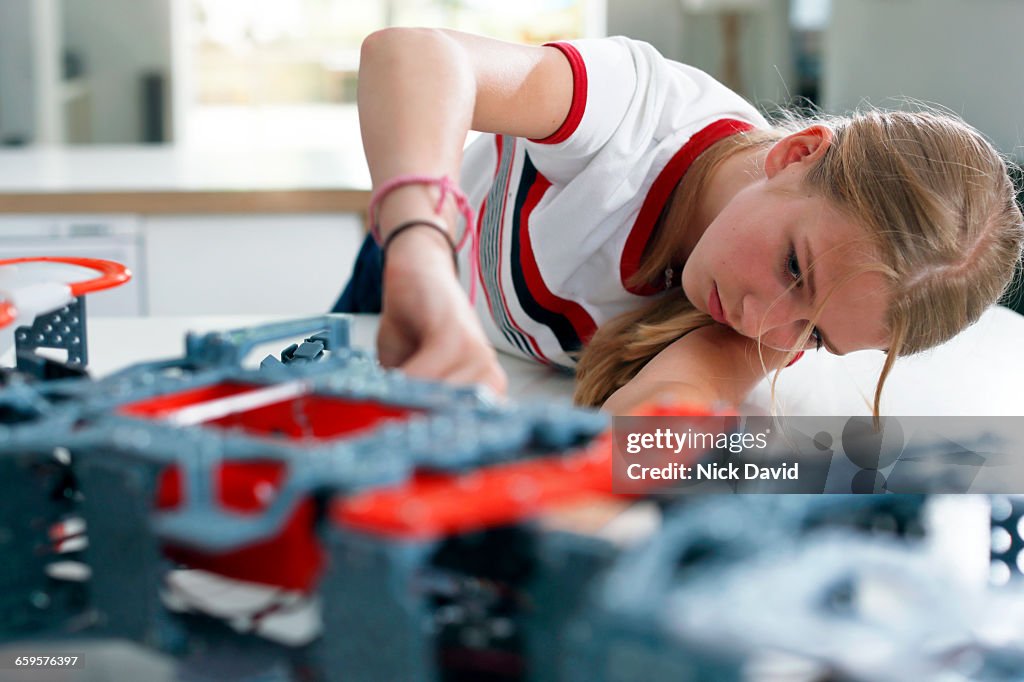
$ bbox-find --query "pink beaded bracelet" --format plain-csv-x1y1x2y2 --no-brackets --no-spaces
367,174,479,303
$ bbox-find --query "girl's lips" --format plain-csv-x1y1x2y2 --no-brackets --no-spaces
709,282,729,326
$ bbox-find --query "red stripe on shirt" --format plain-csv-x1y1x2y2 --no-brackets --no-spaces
518,170,599,345
620,118,756,295
529,42,588,145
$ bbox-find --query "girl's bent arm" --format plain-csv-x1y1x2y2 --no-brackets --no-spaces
359,28,574,235
357,28,575,395
601,325,788,415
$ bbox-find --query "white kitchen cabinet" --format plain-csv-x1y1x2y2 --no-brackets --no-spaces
143,213,364,316
0,212,364,317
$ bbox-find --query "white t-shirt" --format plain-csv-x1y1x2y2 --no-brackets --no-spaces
458,36,769,370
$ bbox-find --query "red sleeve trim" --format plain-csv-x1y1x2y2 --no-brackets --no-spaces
529,42,588,145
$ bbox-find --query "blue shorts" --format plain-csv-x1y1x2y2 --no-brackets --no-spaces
332,233,383,314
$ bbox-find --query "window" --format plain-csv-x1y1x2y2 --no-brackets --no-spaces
179,0,603,148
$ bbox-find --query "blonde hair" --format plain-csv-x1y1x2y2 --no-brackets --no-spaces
574,109,1024,415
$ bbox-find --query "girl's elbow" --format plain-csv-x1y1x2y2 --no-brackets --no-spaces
360,28,394,64
360,27,447,65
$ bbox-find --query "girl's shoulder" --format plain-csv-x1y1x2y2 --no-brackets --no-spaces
628,324,792,407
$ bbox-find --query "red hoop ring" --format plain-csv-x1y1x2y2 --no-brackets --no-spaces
0,257,131,296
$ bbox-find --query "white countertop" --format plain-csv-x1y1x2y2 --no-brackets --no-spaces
0,145,371,194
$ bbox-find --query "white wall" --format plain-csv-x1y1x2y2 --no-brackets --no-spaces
0,0,173,145
824,0,1024,156
0,0,38,144
61,0,173,144
606,0,794,107
607,0,687,61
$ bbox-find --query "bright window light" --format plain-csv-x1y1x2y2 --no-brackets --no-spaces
180,0,603,148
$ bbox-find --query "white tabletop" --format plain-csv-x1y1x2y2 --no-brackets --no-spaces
82,313,577,403
31,305,1024,416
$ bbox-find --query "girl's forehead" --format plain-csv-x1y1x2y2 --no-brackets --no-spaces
798,193,880,250
818,274,893,353
799,197,892,353
813,246,893,353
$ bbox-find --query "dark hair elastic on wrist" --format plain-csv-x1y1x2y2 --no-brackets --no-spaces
380,218,460,273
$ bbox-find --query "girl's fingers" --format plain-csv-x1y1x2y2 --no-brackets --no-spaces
376,334,410,368
400,339,507,395
376,315,423,368
399,340,458,378
442,360,509,396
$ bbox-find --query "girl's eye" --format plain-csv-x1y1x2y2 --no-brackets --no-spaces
786,247,802,284
809,327,823,351
787,247,823,350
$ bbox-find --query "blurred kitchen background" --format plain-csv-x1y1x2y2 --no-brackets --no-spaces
0,0,1020,317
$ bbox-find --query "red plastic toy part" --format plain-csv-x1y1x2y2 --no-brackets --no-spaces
333,433,617,540
0,256,131,296
156,461,324,591
150,405,736,587
119,382,417,440
152,437,618,590
0,300,16,328
331,403,735,539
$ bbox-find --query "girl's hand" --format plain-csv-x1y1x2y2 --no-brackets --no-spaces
376,229,508,396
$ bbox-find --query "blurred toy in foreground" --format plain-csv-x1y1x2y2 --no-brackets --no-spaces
0,263,1023,681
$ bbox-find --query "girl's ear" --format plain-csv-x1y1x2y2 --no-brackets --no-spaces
764,125,833,178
